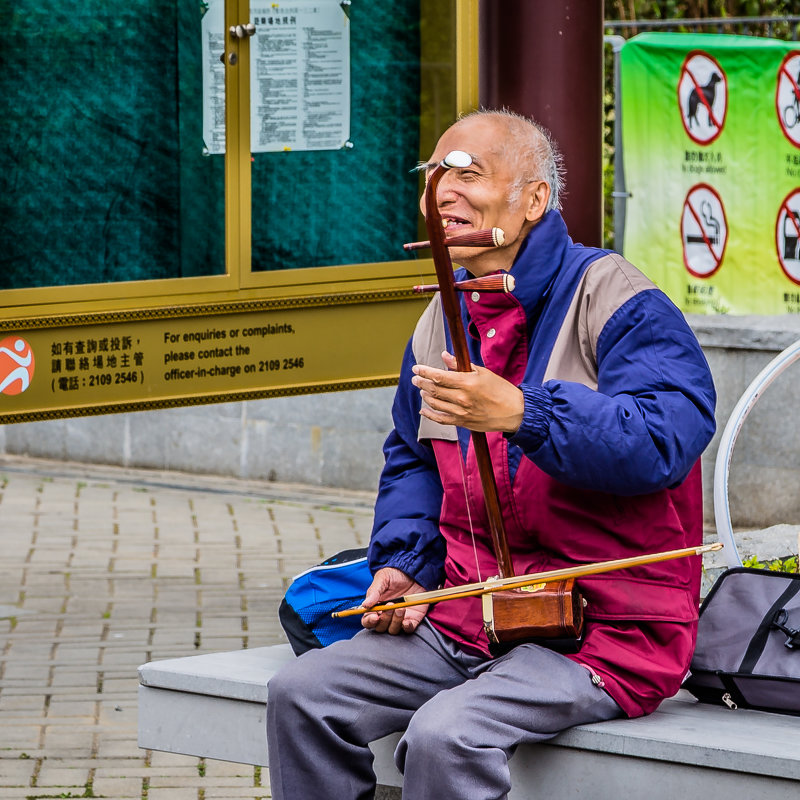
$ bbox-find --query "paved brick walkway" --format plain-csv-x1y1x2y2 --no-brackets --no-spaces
3,455,796,800
0,456,375,800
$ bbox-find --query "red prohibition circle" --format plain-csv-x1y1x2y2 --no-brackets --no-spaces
775,51,800,148
775,187,800,285
680,182,728,279
677,51,728,146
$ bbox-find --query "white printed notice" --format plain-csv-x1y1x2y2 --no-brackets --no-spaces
202,0,351,155
201,0,226,155
251,1,350,152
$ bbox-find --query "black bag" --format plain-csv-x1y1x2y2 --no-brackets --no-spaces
683,567,800,715
278,548,372,655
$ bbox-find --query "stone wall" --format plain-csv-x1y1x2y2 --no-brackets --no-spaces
2,315,800,528
691,315,800,528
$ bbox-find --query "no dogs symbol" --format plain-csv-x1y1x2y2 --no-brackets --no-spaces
678,51,727,146
776,189,800,285
776,52,800,148
681,184,728,278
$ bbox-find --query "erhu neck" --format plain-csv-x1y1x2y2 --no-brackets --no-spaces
423,165,514,578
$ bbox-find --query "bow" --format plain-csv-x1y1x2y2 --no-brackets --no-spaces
332,543,723,617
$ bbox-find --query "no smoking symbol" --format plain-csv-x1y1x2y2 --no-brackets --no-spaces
776,189,800,285
678,51,727,146
681,184,728,278
776,51,800,148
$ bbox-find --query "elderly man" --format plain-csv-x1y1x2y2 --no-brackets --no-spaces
266,110,716,800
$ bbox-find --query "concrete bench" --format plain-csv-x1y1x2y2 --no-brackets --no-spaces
138,644,800,799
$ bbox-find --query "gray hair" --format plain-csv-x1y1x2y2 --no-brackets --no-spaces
454,109,565,212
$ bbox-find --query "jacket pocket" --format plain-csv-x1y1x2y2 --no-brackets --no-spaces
579,574,697,623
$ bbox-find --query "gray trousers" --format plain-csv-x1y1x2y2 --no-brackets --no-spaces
266,621,622,800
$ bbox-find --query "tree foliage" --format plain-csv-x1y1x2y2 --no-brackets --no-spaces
606,1,800,20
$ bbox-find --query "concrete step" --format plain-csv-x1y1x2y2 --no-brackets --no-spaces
138,644,800,800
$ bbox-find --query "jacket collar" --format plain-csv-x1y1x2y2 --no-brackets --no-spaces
451,210,571,354
507,210,571,336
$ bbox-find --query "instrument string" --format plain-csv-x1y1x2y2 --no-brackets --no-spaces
409,222,482,580
456,430,483,583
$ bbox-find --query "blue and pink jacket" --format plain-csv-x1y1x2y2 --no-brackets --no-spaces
368,211,717,717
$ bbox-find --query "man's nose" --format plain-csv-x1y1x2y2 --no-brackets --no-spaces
435,171,461,202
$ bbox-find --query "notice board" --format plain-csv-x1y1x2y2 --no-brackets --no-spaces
0,0,478,422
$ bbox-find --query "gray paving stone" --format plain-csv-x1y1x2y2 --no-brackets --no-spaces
90,775,146,796
0,760,37,783
147,789,202,800
34,765,93,787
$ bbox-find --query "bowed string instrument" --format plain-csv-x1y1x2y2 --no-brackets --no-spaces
335,151,722,649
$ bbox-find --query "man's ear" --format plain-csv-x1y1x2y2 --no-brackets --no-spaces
524,181,550,223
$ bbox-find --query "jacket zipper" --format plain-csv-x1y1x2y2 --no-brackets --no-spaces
581,663,606,689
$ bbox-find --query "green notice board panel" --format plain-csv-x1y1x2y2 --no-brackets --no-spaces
621,32,800,315
0,1,225,287
0,1,436,288
250,1,429,271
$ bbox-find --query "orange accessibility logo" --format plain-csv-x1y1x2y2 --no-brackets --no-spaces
0,336,36,395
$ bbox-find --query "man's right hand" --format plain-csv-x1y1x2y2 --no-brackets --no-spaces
361,567,429,635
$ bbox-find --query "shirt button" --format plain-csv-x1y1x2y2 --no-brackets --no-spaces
471,292,480,302
487,328,496,338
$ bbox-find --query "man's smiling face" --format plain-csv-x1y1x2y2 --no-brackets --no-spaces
420,116,548,276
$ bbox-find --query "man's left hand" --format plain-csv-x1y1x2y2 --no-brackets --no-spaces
412,351,524,433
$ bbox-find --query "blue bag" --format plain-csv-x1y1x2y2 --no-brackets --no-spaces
278,548,372,655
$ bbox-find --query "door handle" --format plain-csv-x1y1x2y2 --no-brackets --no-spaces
229,23,256,39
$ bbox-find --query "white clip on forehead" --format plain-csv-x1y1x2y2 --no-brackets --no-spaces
442,150,472,169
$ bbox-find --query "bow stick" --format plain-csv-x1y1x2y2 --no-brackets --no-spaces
332,543,723,618
420,150,515,578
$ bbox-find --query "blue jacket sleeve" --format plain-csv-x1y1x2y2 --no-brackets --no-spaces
368,341,446,591
509,289,716,495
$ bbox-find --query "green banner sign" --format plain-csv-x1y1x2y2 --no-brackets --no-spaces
621,32,800,315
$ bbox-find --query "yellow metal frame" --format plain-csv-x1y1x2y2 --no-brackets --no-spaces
226,0,251,287
456,0,480,114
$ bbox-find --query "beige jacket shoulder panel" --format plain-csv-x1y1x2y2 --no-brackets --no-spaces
411,296,458,442
544,254,657,389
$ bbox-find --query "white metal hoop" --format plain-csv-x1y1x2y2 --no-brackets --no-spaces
713,338,800,567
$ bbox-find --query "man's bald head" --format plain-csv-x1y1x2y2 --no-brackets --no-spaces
450,110,564,211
